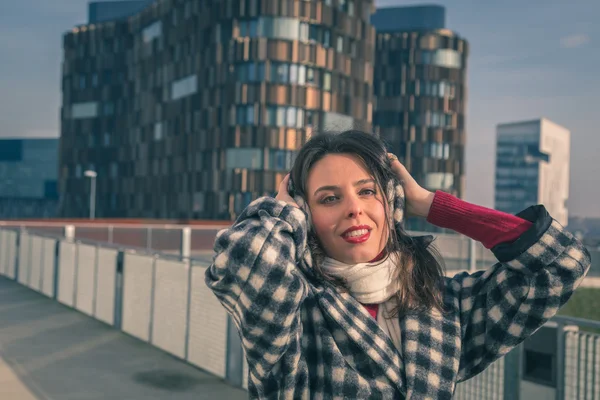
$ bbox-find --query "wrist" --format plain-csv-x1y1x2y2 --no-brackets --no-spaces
414,190,435,218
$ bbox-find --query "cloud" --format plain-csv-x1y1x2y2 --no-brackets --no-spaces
560,34,591,48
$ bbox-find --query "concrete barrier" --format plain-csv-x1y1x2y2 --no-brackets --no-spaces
122,252,154,342
151,258,189,359
186,265,228,379
57,241,77,307
94,247,118,325
75,243,97,316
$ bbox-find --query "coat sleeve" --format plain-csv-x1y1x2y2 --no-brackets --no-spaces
452,205,591,382
205,197,309,380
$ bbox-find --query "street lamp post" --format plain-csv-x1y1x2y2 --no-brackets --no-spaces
84,170,97,220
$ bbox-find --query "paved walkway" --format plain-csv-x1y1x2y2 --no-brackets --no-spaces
0,277,247,400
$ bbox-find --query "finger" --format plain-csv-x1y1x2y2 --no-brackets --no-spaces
388,158,411,183
279,174,290,191
387,153,400,163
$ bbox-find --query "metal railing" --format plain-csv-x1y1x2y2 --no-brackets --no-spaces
2,221,598,279
0,226,598,399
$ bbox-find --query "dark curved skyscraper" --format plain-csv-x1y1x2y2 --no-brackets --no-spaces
59,0,376,219
372,5,468,230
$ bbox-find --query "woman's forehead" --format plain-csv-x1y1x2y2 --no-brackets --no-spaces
307,154,374,188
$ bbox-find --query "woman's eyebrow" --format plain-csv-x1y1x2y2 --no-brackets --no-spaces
313,179,375,196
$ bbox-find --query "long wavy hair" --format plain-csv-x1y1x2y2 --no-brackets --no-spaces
290,130,446,317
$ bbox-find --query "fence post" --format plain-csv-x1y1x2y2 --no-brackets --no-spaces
65,225,75,242
503,344,522,400
181,227,191,259
146,228,152,252
53,239,60,300
73,241,79,307
468,238,477,272
114,251,124,329
15,228,24,282
226,315,244,387
39,237,45,290
184,260,193,360
92,244,100,318
555,321,565,400
148,256,157,343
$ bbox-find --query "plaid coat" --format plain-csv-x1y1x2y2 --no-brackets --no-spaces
206,196,591,399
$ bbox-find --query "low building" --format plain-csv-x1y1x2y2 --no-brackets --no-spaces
495,118,570,226
0,138,59,219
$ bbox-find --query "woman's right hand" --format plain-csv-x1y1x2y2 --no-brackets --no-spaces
275,174,299,208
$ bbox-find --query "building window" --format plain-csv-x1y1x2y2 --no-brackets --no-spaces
416,142,450,160
418,80,456,99
238,17,334,48
225,148,263,169
235,62,265,82
236,105,256,125
421,49,462,69
103,102,114,116
236,62,313,85
154,122,163,141
424,173,454,190
307,68,316,85
142,21,162,42
265,106,304,128
193,192,205,213
110,163,118,178
215,22,233,43
269,149,296,170
272,63,289,83
336,36,344,52
323,30,331,48
323,72,331,91
171,75,197,100
422,111,453,128
71,102,98,119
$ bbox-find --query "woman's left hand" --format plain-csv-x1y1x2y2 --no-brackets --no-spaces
387,153,435,218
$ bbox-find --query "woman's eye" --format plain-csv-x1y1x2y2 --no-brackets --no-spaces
361,189,376,196
321,196,338,204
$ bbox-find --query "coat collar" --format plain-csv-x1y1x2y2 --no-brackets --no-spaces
316,285,407,397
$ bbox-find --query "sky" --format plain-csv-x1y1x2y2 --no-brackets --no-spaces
0,0,599,217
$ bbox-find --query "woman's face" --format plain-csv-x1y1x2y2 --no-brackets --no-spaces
306,153,389,264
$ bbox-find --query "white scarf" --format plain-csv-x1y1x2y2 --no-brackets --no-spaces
320,253,400,304
320,253,403,354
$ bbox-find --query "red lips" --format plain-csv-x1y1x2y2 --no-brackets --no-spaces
341,225,372,244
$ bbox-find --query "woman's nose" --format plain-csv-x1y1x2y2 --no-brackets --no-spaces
346,196,363,218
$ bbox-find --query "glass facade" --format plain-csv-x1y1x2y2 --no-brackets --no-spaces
494,118,570,226
495,141,542,213
60,0,376,219
0,139,59,219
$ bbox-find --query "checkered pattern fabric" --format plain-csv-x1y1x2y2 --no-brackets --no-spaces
206,194,591,399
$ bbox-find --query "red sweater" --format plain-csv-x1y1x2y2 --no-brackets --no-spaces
362,190,533,319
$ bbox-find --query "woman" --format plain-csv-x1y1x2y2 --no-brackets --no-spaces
206,130,590,399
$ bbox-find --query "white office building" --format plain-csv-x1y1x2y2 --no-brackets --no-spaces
495,118,570,226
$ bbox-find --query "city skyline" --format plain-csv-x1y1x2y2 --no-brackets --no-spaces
1,0,598,217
